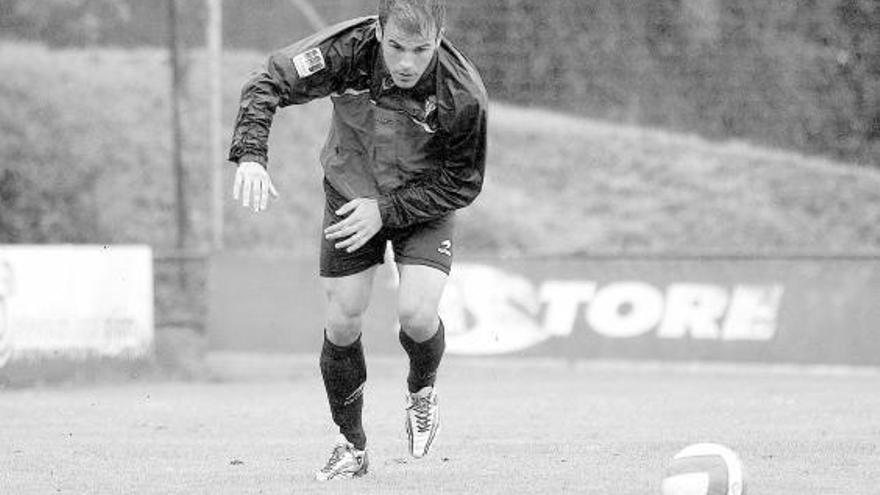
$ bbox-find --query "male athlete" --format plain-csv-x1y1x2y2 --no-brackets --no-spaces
228,0,487,481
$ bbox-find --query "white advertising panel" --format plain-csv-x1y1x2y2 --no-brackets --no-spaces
0,245,154,367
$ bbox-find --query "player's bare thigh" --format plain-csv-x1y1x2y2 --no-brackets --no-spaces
397,263,448,342
322,265,378,346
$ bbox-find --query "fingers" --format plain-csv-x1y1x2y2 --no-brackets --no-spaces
241,175,253,209
232,169,243,200
258,179,270,212
325,222,359,240
251,177,265,212
260,177,279,210
259,186,268,211
240,176,268,212
324,216,351,237
335,199,360,216
335,230,372,253
232,164,277,212
327,220,378,252
323,199,361,237
324,198,381,252
324,218,374,252
335,235,359,252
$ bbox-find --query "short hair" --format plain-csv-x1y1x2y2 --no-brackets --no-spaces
377,0,446,37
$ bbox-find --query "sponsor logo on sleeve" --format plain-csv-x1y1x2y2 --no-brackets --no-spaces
437,240,452,257
292,48,326,78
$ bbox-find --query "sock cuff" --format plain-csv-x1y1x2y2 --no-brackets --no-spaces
399,318,445,348
323,330,363,358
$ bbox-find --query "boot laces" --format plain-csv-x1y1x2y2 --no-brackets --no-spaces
408,395,433,433
320,444,349,474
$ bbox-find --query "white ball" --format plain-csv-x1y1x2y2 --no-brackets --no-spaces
661,443,745,495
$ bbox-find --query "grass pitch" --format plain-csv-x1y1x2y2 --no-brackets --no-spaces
1,356,878,494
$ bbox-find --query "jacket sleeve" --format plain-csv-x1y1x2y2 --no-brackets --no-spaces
227,39,351,167
377,99,487,229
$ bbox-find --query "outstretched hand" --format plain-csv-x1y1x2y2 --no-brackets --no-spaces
232,161,279,212
324,198,382,253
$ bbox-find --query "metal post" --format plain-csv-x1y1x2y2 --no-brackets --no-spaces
168,0,189,289
168,0,187,252
207,0,224,250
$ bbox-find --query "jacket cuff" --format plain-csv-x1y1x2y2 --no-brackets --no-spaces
377,195,397,228
235,153,268,168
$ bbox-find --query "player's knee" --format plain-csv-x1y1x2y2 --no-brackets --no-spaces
325,299,366,343
398,302,439,341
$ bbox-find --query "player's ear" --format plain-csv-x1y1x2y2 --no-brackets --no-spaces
375,22,384,42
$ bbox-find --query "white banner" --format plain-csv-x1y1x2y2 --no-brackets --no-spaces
0,245,154,367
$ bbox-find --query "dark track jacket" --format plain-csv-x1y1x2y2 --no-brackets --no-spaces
228,16,488,229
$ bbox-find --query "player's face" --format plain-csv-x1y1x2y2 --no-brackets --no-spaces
377,16,440,89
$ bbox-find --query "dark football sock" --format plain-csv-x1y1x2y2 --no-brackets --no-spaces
319,332,367,450
399,319,446,393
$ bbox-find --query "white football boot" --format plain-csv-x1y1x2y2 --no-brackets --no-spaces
315,434,369,481
405,386,440,458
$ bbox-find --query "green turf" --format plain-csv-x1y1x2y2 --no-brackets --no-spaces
1,357,877,494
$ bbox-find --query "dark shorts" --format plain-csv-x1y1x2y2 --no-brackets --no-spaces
320,180,455,278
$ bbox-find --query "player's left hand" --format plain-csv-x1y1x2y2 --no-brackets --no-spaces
324,198,382,253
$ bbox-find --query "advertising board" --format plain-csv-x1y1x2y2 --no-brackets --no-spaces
207,253,880,365
0,245,154,369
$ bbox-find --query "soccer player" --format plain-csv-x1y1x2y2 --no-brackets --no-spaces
227,0,487,481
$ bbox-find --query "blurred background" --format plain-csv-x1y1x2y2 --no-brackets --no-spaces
4,0,878,161
1,0,879,372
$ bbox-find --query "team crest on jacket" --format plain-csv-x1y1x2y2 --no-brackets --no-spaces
424,96,437,119
408,96,439,134
292,48,325,78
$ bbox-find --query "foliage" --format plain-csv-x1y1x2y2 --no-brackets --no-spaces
0,0,130,46
1,0,877,164
453,0,880,165
2,42,880,254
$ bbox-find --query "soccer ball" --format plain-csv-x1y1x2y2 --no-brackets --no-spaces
661,443,745,495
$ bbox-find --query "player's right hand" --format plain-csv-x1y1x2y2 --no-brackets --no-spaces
232,161,279,212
